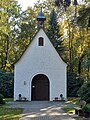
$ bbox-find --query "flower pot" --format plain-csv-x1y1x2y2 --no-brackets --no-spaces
78,110,84,116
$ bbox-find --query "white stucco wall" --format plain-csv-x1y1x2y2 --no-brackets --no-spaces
14,29,67,101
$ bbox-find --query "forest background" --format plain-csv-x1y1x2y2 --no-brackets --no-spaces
0,0,90,102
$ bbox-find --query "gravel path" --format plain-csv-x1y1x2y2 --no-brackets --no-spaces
7,101,88,120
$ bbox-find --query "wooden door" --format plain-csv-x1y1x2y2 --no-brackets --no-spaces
31,74,49,101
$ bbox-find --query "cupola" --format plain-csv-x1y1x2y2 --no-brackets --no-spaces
37,7,46,30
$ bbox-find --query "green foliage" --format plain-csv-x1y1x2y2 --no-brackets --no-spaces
0,0,90,98
46,9,64,55
77,4,90,28
0,0,37,71
78,79,90,103
82,105,90,112
47,9,60,42
54,0,71,8
0,94,5,104
67,72,83,97
0,70,14,98
0,0,22,71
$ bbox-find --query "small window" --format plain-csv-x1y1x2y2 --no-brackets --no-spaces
38,37,44,46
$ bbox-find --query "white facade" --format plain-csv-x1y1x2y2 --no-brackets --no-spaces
14,28,67,101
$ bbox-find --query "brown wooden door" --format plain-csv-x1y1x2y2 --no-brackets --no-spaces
31,74,49,101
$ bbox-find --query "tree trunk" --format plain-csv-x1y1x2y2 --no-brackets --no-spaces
4,35,9,70
78,52,86,75
68,22,74,72
78,58,82,75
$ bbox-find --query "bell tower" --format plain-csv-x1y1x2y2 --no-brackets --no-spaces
37,7,46,30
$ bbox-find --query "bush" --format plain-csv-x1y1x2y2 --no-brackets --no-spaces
0,70,14,98
82,106,89,112
0,94,5,104
78,80,90,103
67,72,83,97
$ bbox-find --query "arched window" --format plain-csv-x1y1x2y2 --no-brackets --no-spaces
38,37,44,46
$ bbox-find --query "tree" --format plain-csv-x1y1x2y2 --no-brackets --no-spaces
16,7,37,61
76,0,90,77
0,0,22,71
67,72,83,97
54,0,71,11
46,9,64,55
0,0,37,71
54,0,78,12
78,79,90,103
77,3,90,28
54,0,90,78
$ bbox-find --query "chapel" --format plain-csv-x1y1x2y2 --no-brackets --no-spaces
14,7,67,101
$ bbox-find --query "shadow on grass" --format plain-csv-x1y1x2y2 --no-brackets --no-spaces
0,106,23,120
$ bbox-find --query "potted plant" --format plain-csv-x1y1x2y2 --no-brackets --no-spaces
18,94,22,101
82,106,90,118
60,94,64,101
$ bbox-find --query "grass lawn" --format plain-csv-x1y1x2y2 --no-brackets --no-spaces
0,98,23,120
3,98,14,102
0,105,23,120
63,107,75,113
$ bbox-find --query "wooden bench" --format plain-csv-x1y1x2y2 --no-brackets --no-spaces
75,107,84,116
75,100,86,116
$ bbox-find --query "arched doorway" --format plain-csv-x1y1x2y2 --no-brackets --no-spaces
31,74,50,101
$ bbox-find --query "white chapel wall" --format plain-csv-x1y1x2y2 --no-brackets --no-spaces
14,29,67,101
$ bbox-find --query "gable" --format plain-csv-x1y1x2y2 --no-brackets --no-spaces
15,28,67,67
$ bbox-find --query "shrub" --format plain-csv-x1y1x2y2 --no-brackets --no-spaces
0,94,5,104
67,72,83,97
82,106,89,112
0,70,14,98
78,80,90,103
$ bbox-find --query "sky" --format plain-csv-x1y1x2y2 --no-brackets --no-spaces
18,0,43,10
18,0,82,11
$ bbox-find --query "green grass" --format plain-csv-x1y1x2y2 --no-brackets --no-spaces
63,97,90,114
3,98,13,102
0,104,23,120
63,107,75,113
62,97,79,114
67,97,80,104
